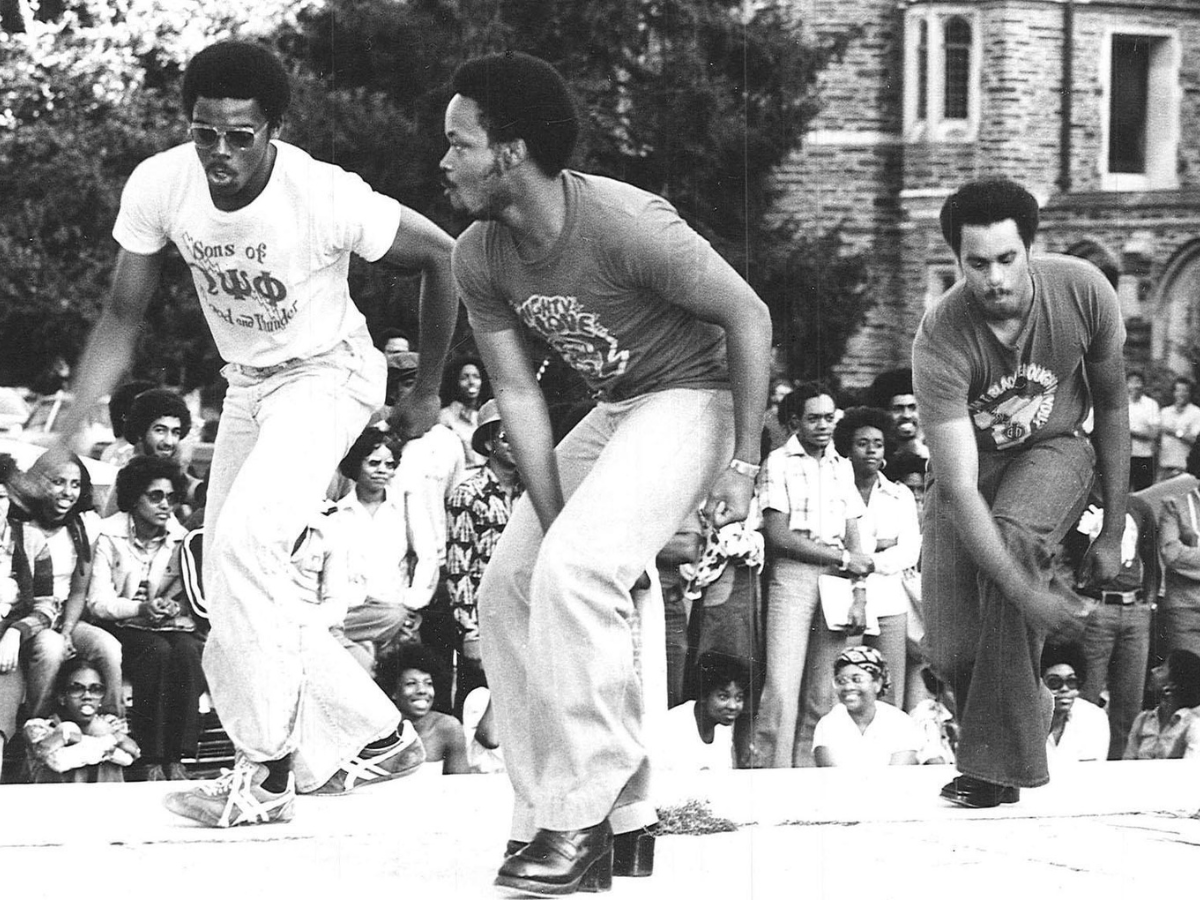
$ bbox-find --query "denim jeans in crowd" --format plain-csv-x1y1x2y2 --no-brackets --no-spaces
479,388,734,837
1079,603,1151,760
751,557,856,767
201,331,401,792
922,433,1094,788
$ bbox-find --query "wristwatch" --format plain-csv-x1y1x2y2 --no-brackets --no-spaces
728,458,761,479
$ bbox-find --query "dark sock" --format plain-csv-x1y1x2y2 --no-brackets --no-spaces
363,727,402,753
261,754,293,793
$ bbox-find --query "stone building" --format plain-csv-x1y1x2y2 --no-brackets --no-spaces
779,0,1200,390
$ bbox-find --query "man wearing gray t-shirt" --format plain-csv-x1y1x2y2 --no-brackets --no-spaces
442,53,771,895
913,178,1129,809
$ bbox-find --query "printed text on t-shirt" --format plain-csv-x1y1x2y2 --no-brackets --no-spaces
515,294,630,381
968,362,1058,450
183,233,296,334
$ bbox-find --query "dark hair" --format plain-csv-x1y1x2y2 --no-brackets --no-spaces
939,178,1040,256
0,452,15,486
439,356,490,407
1167,649,1200,708
338,427,404,480
888,450,928,483
1040,643,1088,685
777,381,834,428
108,380,156,440
54,655,105,703
182,40,291,128
832,406,896,460
378,643,446,703
696,651,751,697
115,456,187,514
374,328,413,352
867,368,914,410
451,52,579,176
124,389,192,443
25,451,94,522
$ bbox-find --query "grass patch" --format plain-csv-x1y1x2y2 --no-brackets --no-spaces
654,799,740,835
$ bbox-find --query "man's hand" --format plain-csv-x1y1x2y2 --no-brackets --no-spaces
387,390,441,440
1076,531,1123,589
0,630,20,673
844,552,875,578
703,468,754,529
1013,583,1090,642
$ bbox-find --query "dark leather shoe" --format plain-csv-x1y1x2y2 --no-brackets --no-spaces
495,822,613,895
505,840,528,858
612,827,655,877
940,775,1020,808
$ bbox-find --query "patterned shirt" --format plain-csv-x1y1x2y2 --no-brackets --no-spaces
757,434,863,545
446,466,523,645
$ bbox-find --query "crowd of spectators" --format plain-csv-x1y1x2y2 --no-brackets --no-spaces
4,352,1200,786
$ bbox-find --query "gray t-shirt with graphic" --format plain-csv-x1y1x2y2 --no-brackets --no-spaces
453,171,729,397
913,254,1125,453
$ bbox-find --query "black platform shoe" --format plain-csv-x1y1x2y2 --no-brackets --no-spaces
612,827,655,877
495,822,614,896
939,775,1020,809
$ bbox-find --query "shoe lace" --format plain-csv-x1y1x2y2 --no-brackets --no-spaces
195,755,258,797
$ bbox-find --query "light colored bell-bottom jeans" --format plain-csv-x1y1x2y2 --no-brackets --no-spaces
201,331,401,793
479,388,734,837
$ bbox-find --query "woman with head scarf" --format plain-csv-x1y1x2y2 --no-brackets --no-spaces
813,646,922,767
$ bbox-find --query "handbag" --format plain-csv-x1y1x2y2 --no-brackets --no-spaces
817,573,880,636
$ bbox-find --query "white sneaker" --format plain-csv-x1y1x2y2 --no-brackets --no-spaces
163,754,295,827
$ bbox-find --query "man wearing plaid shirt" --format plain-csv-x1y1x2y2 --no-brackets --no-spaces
751,383,873,767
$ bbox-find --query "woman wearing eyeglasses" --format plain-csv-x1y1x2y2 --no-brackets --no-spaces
86,455,205,781
1041,644,1109,765
23,656,140,783
813,646,921,767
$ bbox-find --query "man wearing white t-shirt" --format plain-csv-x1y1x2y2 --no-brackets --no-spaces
49,41,456,827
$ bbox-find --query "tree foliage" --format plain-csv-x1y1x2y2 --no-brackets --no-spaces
0,0,869,394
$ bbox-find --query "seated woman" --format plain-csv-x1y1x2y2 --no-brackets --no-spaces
1124,649,1200,760
334,428,436,673
813,646,921,767
1042,643,1109,764
87,456,205,781
1,451,123,779
23,656,140,783
378,644,469,774
660,651,747,771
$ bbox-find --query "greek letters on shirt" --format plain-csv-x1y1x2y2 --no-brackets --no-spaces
514,294,630,381
182,232,296,334
968,362,1058,450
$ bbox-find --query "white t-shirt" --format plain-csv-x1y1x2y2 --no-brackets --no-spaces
812,702,922,768
1047,697,1110,764
660,701,735,771
113,141,402,367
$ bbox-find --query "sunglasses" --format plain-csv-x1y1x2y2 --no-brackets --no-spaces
189,122,267,151
144,489,181,505
1043,674,1079,691
65,682,105,699
834,673,875,687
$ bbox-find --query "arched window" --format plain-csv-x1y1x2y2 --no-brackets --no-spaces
943,17,971,121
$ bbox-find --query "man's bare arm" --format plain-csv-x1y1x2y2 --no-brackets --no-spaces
475,327,563,532
378,208,456,438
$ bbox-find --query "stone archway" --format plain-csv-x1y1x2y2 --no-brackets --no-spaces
1150,239,1200,376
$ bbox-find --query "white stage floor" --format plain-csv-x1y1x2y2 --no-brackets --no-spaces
2,761,1198,899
